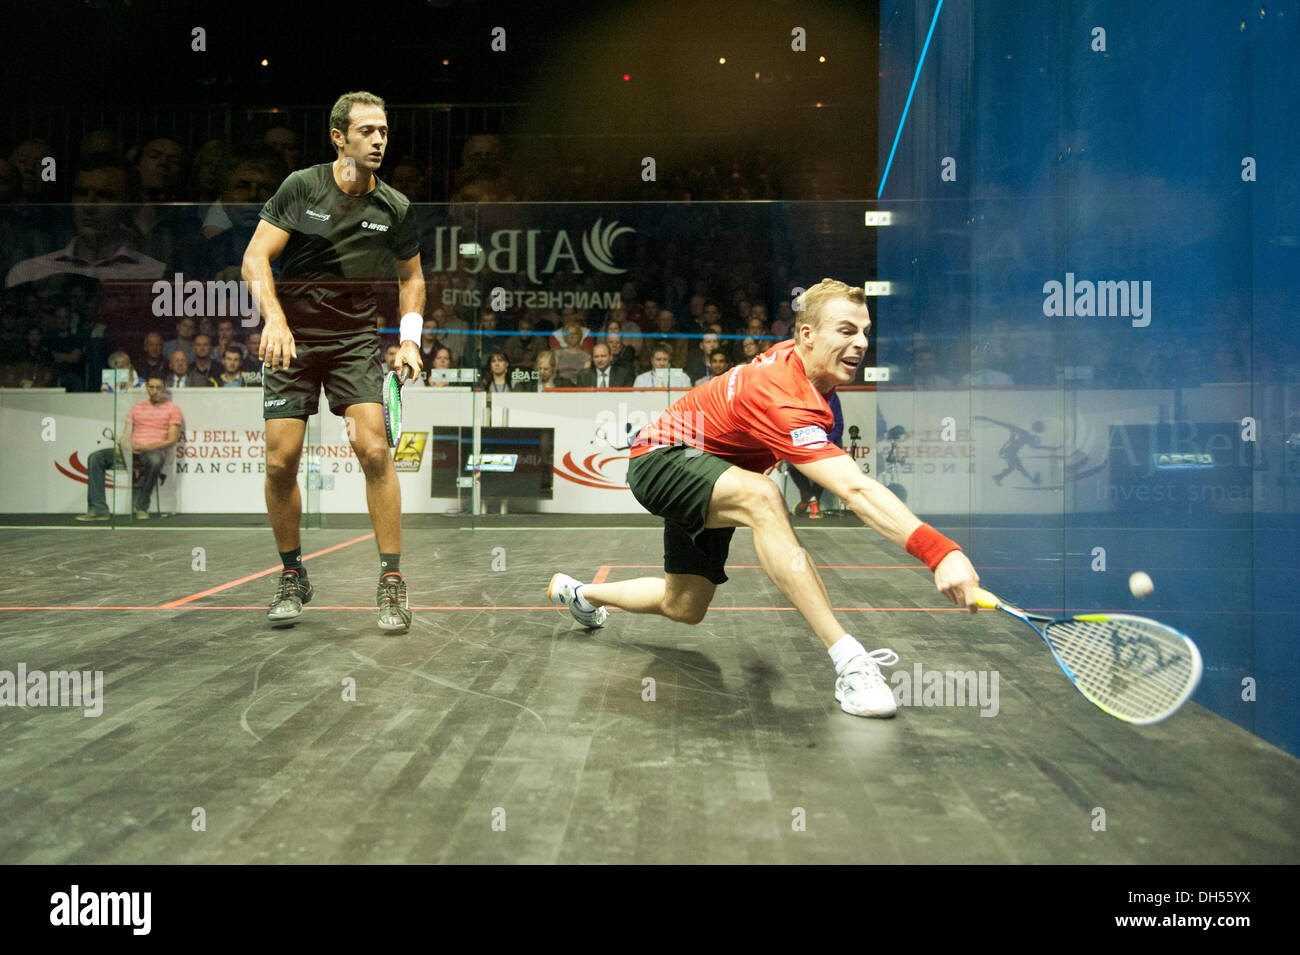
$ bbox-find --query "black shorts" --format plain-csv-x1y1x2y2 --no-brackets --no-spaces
261,333,383,419
627,445,736,585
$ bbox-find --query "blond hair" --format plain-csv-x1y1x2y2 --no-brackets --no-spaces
794,278,867,336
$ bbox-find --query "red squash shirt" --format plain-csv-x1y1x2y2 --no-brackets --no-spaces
629,339,845,473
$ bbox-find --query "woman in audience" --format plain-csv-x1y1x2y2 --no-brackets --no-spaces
480,352,512,393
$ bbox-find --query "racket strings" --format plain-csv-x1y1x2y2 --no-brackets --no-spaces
1046,618,1197,722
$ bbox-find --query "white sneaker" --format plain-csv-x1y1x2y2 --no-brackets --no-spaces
835,649,900,718
548,572,607,628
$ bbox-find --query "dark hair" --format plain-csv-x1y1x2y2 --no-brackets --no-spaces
710,350,728,362
74,153,141,202
223,345,242,358
480,351,511,389
329,91,387,145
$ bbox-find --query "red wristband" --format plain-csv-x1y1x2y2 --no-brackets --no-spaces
906,523,961,572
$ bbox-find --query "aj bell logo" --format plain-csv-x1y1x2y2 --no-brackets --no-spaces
360,220,389,232
426,217,634,283
1042,272,1151,327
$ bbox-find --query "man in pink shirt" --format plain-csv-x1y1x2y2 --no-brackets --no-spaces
76,377,183,521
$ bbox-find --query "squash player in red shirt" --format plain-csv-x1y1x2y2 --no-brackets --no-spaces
549,278,982,717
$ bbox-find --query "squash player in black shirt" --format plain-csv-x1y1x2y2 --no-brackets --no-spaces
242,91,425,632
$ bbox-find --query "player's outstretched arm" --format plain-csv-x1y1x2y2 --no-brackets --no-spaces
794,453,981,612
242,221,295,369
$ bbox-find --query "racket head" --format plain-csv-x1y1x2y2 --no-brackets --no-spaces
1043,613,1203,724
382,369,403,447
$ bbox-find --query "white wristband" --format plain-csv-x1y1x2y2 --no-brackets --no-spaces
399,312,423,345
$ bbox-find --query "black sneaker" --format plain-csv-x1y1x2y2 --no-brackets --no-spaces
377,573,411,633
267,569,313,625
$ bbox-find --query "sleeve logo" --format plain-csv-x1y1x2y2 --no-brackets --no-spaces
790,426,828,447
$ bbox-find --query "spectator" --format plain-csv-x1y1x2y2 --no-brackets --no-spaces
451,134,514,202
426,345,461,387
48,305,90,391
214,318,246,360
9,138,55,203
389,155,427,203
771,301,794,340
602,319,637,378
189,334,220,383
418,317,443,370
101,350,142,392
242,331,263,372
190,139,234,203
5,154,165,289
217,345,248,386
165,349,211,388
74,377,181,521
162,317,198,365
461,309,507,374
264,127,304,173
384,343,400,372
480,352,513,392
138,332,168,380
577,342,632,388
2,326,54,387
552,321,591,383
695,349,731,387
132,137,186,202
533,349,564,390
633,345,692,389
738,336,762,363
643,308,688,372
504,314,544,370
912,344,953,390
685,332,720,384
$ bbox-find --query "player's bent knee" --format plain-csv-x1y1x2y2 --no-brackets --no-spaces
749,476,788,522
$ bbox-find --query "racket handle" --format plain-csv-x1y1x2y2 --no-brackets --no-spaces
973,587,1001,610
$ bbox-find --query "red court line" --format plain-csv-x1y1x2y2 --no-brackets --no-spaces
601,563,920,570
158,532,376,609
591,565,611,585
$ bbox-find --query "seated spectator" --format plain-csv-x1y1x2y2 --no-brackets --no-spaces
602,319,638,377
74,377,181,521
189,334,221,383
217,345,248,386
101,350,142,392
384,344,400,372
480,352,513,392
1,326,54,388
426,346,464,387
162,316,198,365
48,305,90,391
633,346,693,389
137,331,168,381
214,318,246,360
263,126,304,173
576,342,633,388
737,336,762,364
241,331,263,372
165,349,213,388
641,309,688,372
912,344,953,390
695,349,731,387
770,301,794,340
503,314,544,370
190,139,235,203
433,306,469,363
552,321,592,383
460,310,507,374
685,332,720,384
533,350,565,391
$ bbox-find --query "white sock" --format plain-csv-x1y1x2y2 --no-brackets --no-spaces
573,585,597,613
828,635,867,675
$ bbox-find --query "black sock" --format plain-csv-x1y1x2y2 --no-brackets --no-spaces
380,553,401,578
280,548,304,575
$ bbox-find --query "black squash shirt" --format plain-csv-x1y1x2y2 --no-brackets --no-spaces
258,162,420,343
